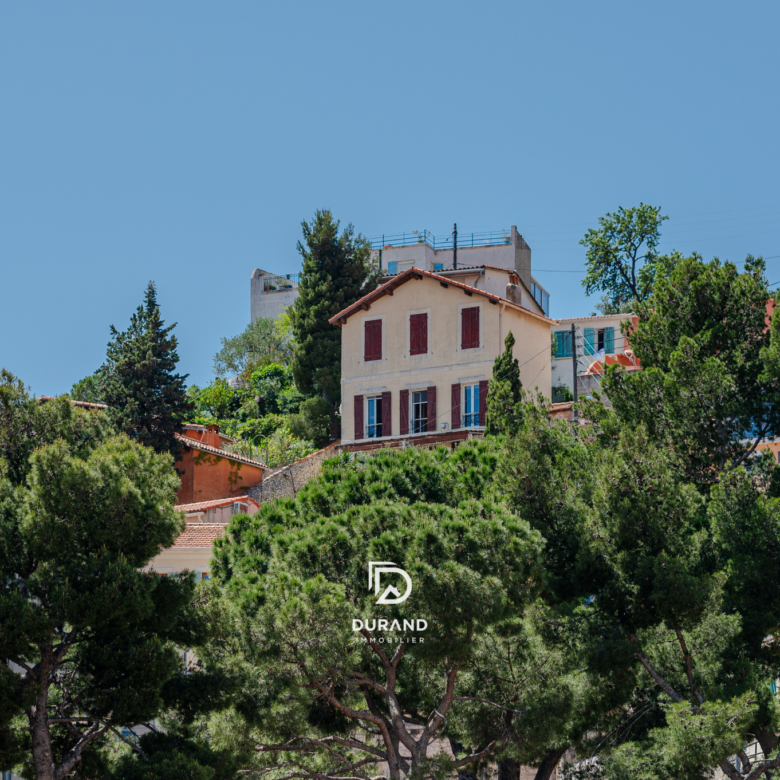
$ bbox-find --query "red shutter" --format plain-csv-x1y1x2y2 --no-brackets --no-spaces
427,386,436,432
451,384,461,430
399,390,409,435
461,307,480,349
364,320,382,361
381,391,391,437
354,394,364,439
478,380,489,426
410,313,428,356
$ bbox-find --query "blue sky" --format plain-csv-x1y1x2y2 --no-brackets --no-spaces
2,2,779,394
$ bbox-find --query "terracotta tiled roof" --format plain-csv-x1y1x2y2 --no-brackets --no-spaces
171,524,226,549
329,267,553,325
175,433,267,469
584,352,642,375
175,496,259,513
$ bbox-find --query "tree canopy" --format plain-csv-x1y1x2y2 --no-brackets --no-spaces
289,210,381,439
103,282,194,456
0,371,206,780
580,204,668,312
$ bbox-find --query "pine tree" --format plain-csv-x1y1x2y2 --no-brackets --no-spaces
485,331,524,436
103,282,194,456
289,210,380,439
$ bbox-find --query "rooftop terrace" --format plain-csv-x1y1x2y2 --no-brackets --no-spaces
369,228,512,251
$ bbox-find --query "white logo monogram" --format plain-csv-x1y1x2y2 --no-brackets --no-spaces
368,561,412,604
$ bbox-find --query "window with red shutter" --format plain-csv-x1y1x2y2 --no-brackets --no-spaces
364,319,382,361
409,313,428,356
461,307,480,349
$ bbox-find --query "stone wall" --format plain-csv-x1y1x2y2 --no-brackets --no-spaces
249,442,340,503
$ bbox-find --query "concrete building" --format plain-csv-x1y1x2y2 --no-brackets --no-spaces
249,225,550,323
551,314,639,402
329,266,553,452
372,225,550,316
251,268,299,322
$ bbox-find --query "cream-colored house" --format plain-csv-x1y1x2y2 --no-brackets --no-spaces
147,495,259,579
330,266,553,451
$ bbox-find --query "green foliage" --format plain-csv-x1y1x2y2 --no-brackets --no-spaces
603,253,780,487
69,365,109,404
552,384,574,403
108,721,239,780
485,332,524,436
580,203,668,310
0,372,206,779
287,396,331,448
201,442,590,778
289,210,381,437
103,282,194,456
213,314,293,378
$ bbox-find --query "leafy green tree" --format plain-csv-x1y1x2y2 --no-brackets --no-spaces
0,373,205,780
213,314,293,378
289,210,381,440
103,282,194,456
603,254,780,487
288,396,331,448
199,443,584,780
485,332,523,436
69,366,109,404
580,204,668,311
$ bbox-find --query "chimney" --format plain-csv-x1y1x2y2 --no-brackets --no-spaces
505,282,522,305
511,226,532,291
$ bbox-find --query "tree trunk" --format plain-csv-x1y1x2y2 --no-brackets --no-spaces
533,747,567,780
29,685,55,780
498,758,520,780
756,728,779,761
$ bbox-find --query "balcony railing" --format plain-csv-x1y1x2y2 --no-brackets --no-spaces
369,229,512,251
365,423,383,438
463,413,480,428
262,273,300,293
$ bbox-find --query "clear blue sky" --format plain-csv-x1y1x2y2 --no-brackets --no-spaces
2,2,779,394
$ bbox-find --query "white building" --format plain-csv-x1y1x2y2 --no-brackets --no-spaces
249,224,551,324
551,313,639,401
250,268,299,322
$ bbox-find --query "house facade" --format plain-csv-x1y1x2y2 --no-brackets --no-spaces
550,314,639,401
175,424,266,504
147,495,259,579
330,266,553,451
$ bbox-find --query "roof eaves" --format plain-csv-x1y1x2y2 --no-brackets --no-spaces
175,434,268,469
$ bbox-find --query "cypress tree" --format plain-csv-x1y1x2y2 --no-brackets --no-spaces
289,210,380,439
485,331,524,436
103,282,194,455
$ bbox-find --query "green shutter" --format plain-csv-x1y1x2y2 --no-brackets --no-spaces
584,328,595,356
554,331,564,358
604,327,615,354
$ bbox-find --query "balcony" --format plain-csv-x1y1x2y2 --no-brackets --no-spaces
262,273,300,293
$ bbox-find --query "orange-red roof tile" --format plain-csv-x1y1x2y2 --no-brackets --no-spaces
171,524,226,549
175,433,267,469
175,496,258,513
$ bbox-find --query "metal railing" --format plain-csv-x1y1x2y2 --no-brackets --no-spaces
365,423,383,439
262,273,300,292
463,413,480,428
369,229,512,251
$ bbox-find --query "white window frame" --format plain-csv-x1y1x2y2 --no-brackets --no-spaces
457,301,484,353
364,394,384,439
406,307,432,359
410,389,429,434
462,383,481,428
359,314,387,364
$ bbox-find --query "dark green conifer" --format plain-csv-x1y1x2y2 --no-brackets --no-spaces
103,282,194,456
485,331,524,436
289,210,380,439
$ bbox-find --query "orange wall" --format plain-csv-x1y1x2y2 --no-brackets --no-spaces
176,448,264,504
